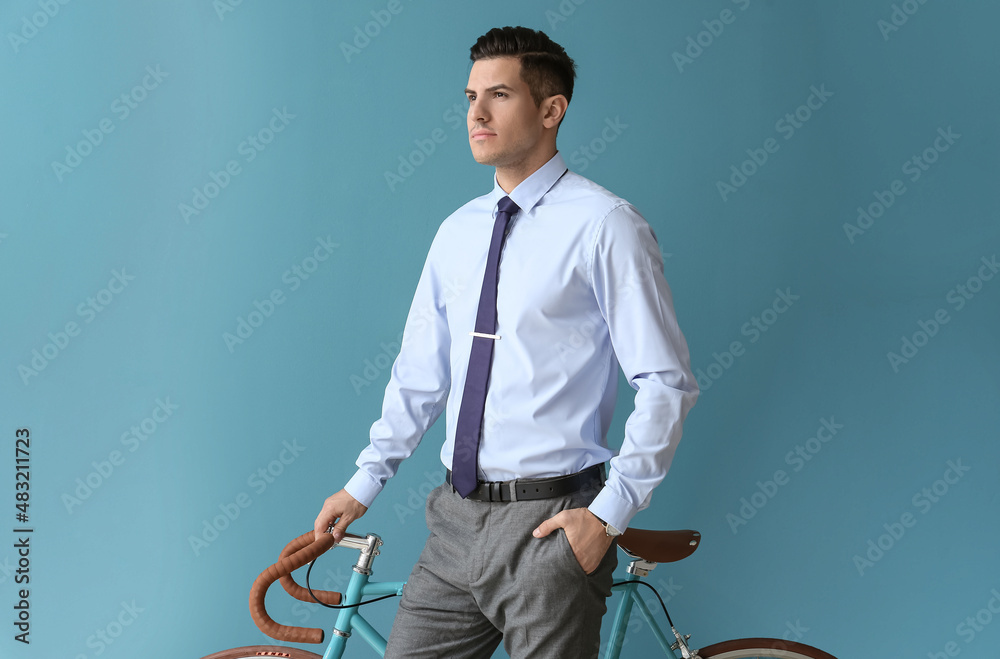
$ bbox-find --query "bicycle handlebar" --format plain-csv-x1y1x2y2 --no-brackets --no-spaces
248,531,340,644
277,532,345,607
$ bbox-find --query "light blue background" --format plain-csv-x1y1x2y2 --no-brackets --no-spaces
1,1,998,657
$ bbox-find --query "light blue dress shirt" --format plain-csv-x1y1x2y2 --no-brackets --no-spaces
345,152,698,532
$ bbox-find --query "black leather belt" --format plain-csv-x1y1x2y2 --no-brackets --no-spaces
446,464,605,502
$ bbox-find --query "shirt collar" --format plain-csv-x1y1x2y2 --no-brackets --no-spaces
489,152,568,216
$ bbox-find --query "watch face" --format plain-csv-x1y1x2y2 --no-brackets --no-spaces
605,523,622,537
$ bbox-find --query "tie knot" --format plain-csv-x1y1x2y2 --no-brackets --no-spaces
497,196,520,217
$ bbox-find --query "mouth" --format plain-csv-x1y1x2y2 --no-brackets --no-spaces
470,130,496,140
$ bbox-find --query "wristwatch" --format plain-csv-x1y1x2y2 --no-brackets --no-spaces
593,513,622,537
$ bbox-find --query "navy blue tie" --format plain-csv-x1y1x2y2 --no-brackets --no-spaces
452,196,520,498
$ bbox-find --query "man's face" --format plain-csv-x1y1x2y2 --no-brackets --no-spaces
465,57,547,169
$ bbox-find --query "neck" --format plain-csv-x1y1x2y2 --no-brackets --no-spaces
494,144,558,194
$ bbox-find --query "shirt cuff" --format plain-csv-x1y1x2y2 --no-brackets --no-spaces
588,485,636,535
344,469,384,508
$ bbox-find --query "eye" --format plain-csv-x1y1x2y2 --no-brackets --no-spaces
494,91,507,98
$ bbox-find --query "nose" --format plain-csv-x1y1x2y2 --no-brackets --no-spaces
470,98,488,125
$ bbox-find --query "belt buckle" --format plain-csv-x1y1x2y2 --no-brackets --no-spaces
488,481,503,502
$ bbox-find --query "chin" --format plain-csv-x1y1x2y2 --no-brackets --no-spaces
470,149,499,166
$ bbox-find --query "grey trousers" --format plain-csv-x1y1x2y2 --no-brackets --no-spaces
383,482,618,659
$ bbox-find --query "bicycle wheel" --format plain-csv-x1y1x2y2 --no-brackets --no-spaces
696,637,837,659
200,645,322,659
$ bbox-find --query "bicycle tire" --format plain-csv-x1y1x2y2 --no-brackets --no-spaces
200,645,323,659
696,637,837,659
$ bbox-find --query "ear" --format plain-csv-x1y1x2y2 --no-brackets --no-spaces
541,94,569,129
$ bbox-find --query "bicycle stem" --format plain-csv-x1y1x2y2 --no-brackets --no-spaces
336,533,383,575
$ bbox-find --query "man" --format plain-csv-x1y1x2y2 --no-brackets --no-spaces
315,26,698,658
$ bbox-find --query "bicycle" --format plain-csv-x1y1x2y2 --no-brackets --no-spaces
202,527,838,659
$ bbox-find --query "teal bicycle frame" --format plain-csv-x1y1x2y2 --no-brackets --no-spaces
607,575,676,657
605,553,693,659
320,533,404,659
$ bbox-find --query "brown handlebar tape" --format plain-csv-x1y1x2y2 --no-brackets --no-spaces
248,531,337,644
278,531,344,606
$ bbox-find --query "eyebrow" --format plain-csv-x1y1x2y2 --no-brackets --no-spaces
465,84,516,96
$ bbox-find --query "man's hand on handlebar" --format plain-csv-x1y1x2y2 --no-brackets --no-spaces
314,489,368,543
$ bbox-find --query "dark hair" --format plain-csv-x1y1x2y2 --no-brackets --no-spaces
470,26,577,107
